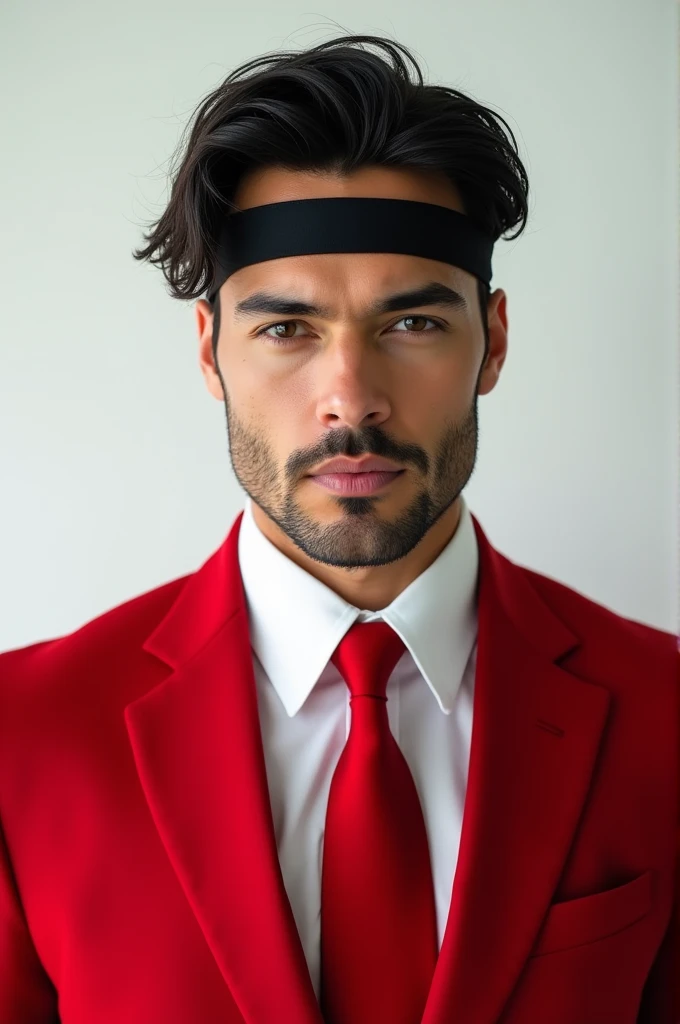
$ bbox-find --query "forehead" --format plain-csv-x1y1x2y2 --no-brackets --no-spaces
232,163,465,213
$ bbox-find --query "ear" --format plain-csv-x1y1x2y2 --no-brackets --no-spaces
477,289,508,396
196,299,224,402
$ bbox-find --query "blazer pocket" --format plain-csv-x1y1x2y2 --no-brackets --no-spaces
530,868,654,957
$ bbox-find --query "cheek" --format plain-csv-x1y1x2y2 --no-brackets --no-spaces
401,351,474,410
239,370,308,432
221,350,290,412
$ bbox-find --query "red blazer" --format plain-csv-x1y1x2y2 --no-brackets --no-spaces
0,510,677,1024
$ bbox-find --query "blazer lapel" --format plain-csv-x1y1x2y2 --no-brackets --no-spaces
421,516,611,1024
125,513,324,1024
125,508,612,1024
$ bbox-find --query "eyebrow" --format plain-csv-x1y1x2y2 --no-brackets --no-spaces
232,280,469,323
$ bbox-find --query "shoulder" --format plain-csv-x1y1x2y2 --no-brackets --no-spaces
516,560,677,672
0,571,192,699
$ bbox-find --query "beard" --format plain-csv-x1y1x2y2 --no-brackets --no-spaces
214,365,481,571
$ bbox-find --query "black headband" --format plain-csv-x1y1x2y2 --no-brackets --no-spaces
207,197,494,304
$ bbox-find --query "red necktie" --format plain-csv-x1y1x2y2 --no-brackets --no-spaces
319,620,439,1024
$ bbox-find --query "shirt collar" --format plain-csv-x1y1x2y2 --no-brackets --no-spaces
238,494,480,717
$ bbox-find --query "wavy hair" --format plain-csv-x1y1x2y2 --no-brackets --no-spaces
132,33,530,360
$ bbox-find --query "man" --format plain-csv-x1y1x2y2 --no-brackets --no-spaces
1,33,677,1024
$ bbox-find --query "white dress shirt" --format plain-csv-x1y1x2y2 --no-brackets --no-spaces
237,493,480,1000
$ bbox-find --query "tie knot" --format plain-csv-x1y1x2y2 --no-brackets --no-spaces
330,620,406,699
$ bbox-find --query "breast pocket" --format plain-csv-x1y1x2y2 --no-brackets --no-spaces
530,868,653,957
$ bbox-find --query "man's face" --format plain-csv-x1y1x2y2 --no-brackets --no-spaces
197,164,507,571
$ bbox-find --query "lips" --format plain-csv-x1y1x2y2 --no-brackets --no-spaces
310,469,404,496
308,456,404,476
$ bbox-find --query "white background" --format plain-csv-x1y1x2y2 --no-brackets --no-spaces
1,0,677,650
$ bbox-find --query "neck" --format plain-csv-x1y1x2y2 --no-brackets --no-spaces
250,498,462,611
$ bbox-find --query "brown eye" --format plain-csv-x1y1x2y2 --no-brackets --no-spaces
397,316,432,331
260,321,300,339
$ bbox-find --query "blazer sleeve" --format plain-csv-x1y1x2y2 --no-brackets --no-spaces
0,814,58,1023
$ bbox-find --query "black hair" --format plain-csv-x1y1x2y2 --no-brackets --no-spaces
132,32,529,365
